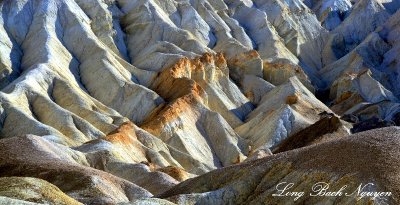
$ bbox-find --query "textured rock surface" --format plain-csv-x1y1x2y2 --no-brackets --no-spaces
159,127,400,204
235,76,338,151
0,135,153,204
141,53,250,171
272,115,347,153
0,0,399,204
0,177,82,205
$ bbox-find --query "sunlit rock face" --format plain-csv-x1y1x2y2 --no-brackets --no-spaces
0,0,399,204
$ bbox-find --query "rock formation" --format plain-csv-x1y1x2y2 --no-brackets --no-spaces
0,0,398,204
158,127,400,204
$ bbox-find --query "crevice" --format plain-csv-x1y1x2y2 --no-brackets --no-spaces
195,120,224,168
0,2,29,88
71,115,87,138
315,88,331,105
27,98,40,122
56,8,91,96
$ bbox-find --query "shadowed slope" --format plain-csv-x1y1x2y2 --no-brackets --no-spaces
159,127,400,204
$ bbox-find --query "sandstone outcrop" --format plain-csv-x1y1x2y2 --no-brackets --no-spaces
142,53,250,171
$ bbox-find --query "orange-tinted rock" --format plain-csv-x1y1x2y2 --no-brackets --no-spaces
157,166,190,182
142,53,249,170
286,95,298,105
104,122,138,144
227,50,263,81
335,91,354,104
141,96,200,136
331,93,365,115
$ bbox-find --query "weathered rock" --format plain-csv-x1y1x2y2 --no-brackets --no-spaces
272,115,344,153
141,53,250,172
235,76,334,151
158,127,400,204
323,0,391,64
0,0,399,204
331,92,365,115
351,116,395,133
306,0,352,30
0,177,81,205
379,9,400,97
0,135,152,204
226,50,263,83
263,61,315,92
157,166,191,182
342,100,400,122
341,114,359,123
0,0,163,146
244,148,273,162
321,32,391,88
120,198,177,205
0,197,39,205
75,122,188,195
251,0,328,71
240,75,275,105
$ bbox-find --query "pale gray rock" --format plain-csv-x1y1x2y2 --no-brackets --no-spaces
240,75,275,105
379,10,400,97
117,0,212,71
104,162,179,195
74,0,129,60
119,198,176,205
252,0,328,71
235,77,333,150
244,148,273,162
0,197,40,205
305,0,352,30
225,0,300,64
320,32,391,87
0,0,165,146
0,0,400,204
323,0,390,65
